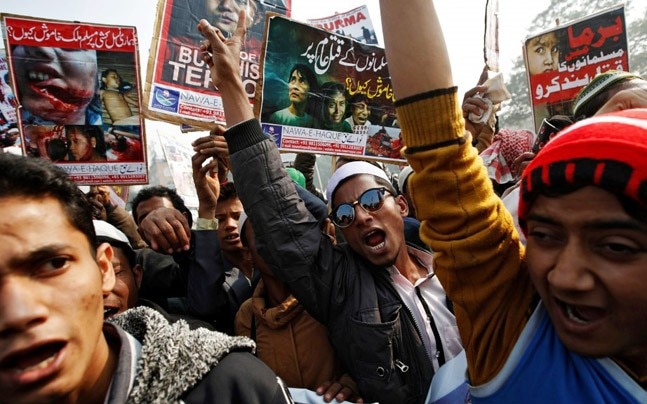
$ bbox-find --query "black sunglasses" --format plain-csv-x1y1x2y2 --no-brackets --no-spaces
330,187,393,228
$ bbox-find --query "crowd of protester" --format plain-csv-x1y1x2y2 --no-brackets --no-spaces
2,1,647,403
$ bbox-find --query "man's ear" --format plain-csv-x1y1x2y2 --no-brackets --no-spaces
395,194,410,218
322,218,337,245
132,264,143,290
96,242,116,297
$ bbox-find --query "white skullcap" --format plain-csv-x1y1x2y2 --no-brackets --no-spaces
398,166,414,194
326,161,391,206
93,220,132,248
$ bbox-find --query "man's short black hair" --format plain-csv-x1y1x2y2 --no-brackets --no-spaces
0,153,96,251
217,182,238,203
131,186,193,228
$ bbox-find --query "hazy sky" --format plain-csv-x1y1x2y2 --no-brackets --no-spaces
291,0,551,92
0,0,551,94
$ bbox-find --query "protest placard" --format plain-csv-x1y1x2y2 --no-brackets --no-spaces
484,0,500,72
0,50,17,126
257,15,404,164
0,49,20,153
307,5,379,45
524,5,628,132
157,129,199,208
1,13,148,184
143,0,291,128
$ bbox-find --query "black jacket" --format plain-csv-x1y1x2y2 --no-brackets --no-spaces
108,307,291,403
136,231,255,334
187,230,258,334
226,120,436,404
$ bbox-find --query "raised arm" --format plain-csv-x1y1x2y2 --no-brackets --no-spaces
380,0,535,385
186,129,227,324
195,11,340,324
380,0,453,98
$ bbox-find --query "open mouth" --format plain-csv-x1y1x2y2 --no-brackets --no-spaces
224,234,240,242
26,70,94,111
564,304,588,324
104,307,119,319
557,300,605,325
0,342,65,375
364,230,386,251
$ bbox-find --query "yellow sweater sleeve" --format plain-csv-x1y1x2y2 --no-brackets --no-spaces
397,89,536,385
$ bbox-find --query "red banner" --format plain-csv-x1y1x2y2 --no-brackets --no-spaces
524,5,628,132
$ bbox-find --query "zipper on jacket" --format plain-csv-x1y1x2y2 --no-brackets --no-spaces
416,287,446,367
394,359,409,373
375,267,433,381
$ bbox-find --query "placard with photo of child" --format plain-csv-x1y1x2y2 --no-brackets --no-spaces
1,13,148,184
257,15,405,164
523,5,628,132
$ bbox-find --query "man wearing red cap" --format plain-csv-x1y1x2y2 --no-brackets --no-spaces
381,0,647,402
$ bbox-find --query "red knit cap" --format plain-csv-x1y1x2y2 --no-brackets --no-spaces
518,109,647,233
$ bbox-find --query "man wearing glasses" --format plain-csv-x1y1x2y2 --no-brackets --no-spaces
193,13,462,403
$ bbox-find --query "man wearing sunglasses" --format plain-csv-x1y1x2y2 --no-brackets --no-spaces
195,12,462,404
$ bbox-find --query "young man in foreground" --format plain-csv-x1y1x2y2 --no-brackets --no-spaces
0,153,291,403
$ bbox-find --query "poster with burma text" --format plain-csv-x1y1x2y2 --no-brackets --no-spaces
307,5,379,45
